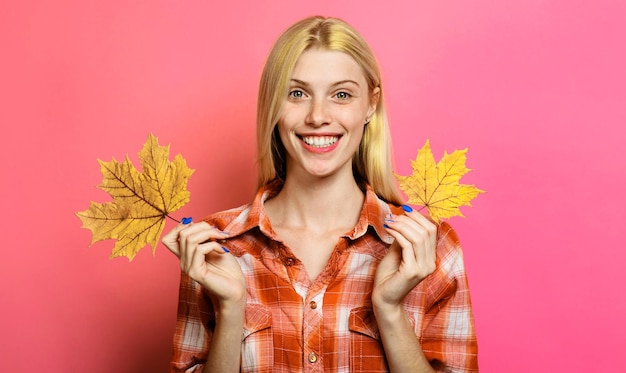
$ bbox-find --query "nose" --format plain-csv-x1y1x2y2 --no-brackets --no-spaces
305,98,331,127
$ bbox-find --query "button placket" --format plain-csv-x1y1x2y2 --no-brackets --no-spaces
303,293,323,371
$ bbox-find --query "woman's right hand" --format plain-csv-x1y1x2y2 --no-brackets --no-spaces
162,221,246,308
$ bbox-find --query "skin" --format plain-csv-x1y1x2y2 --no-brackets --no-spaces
162,48,438,373
277,48,377,182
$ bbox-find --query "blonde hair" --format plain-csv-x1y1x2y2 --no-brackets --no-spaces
256,16,403,205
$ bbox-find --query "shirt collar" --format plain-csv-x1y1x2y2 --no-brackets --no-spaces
223,179,396,245
350,184,396,244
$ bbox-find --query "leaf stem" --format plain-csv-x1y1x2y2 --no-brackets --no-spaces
165,214,181,224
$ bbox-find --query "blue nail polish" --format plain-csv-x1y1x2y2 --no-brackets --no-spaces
218,230,230,235
182,217,192,224
402,205,413,213
221,246,230,253
383,223,390,229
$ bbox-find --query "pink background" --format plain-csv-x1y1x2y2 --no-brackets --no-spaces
2,1,625,372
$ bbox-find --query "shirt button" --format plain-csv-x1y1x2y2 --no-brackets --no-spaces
308,352,318,363
309,301,317,309
284,257,295,266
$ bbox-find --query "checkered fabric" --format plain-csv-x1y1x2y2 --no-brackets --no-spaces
171,180,478,372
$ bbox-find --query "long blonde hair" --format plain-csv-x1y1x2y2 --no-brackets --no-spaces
256,16,403,205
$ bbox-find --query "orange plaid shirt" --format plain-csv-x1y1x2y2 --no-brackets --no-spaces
171,180,478,372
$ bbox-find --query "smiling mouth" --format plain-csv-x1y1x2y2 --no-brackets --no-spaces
298,135,340,148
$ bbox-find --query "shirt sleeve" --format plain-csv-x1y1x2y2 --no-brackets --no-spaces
416,223,479,372
170,272,215,373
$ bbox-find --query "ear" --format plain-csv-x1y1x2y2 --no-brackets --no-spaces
367,86,381,119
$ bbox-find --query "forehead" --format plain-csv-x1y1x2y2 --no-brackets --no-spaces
290,48,367,85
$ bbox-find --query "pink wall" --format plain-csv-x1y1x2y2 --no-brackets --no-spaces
2,1,625,371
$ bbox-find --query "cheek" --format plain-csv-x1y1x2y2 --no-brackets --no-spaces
335,103,369,123
275,119,296,147
336,111,367,131
277,106,305,128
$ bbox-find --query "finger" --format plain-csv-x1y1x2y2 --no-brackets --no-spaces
179,221,231,242
186,241,222,280
181,228,207,272
397,208,438,273
161,222,190,258
179,222,229,269
386,215,437,272
386,215,430,251
401,205,438,243
385,227,418,268
404,207,435,228
393,212,437,249
385,224,436,282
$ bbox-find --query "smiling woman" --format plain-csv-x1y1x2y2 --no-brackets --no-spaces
255,17,401,204
161,16,478,373
276,48,378,180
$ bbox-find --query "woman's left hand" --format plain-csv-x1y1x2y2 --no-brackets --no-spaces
373,205,438,310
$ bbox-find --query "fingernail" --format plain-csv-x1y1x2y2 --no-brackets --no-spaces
383,223,390,229
402,205,413,213
218,230,230,235
182,217,192,224
384,214,395,223
221,246,230,253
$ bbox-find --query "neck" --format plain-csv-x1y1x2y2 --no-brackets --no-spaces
267,172,365,233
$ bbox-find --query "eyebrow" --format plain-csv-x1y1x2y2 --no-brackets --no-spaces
289,78,361,88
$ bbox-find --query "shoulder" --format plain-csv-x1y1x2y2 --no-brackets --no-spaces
199,180,281,237
435,222,467,276
413,222,470,303
201,203,254,232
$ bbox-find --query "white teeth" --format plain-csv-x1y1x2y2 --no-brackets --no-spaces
301,136,338,148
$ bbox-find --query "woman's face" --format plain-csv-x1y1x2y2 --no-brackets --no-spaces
277,48,379,181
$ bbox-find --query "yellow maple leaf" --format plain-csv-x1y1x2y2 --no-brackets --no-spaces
395,139,484,223
76,134,194,260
